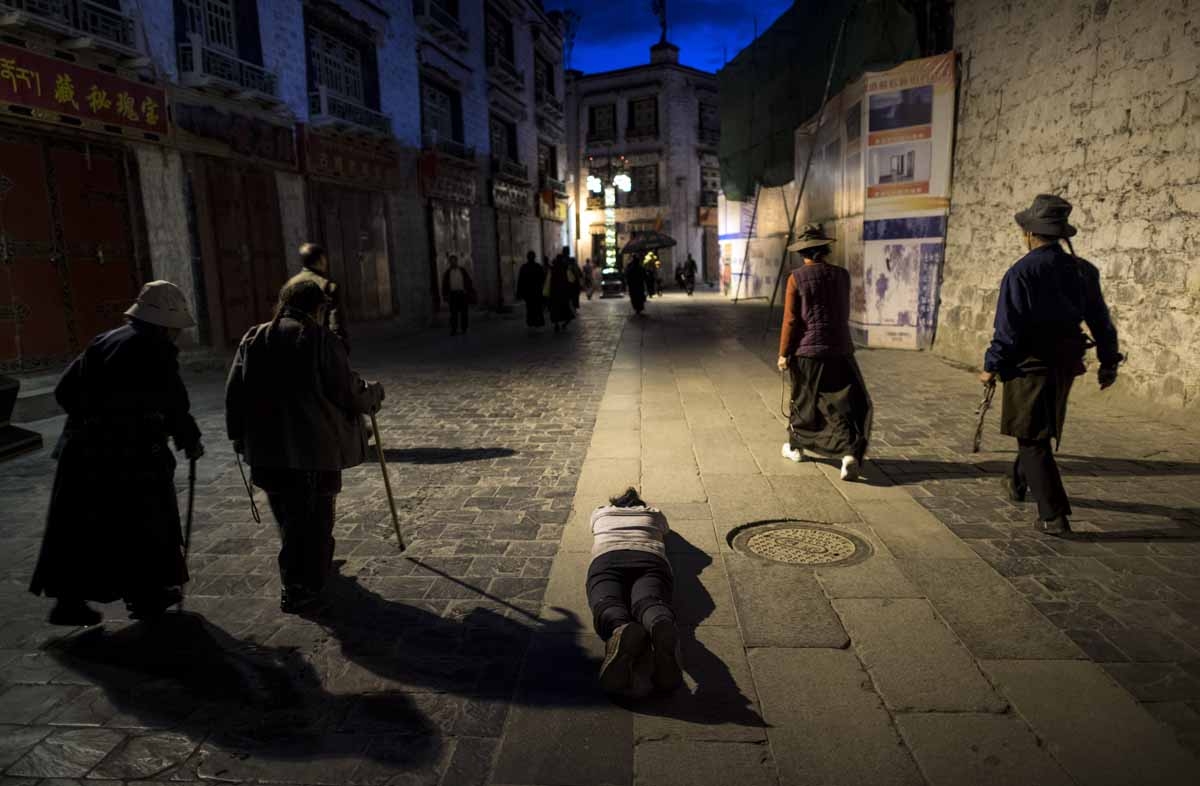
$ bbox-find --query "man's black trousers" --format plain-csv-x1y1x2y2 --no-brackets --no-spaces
266,491,337,592
448,292,469,333
1012,438,1071,521
585,549,674,640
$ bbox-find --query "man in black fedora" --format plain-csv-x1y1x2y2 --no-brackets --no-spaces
979,194,1122,535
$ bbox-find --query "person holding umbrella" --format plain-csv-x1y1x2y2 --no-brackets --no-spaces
777,225,872,480
225,278,384,613
30,281,204,625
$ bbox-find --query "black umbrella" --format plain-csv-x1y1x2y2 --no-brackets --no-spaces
620,230,677,255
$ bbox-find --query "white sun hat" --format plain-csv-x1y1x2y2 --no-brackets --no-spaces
124,280,196,329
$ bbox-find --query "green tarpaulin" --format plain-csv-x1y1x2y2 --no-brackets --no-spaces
717,0,921,202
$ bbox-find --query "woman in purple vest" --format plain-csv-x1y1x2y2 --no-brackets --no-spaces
776,224,872,480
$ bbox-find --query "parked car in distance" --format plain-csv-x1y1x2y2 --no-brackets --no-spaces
600,267,626,298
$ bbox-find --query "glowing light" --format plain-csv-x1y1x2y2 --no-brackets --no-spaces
613,173,632,193
587,175,603,194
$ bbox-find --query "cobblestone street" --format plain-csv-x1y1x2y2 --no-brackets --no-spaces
1,292,1199,785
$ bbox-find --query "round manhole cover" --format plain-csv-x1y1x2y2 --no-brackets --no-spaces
729,521,871,566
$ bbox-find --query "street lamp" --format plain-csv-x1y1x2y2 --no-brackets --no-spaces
588,164,632,270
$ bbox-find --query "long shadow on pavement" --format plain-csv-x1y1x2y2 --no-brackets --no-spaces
872,456,1200,482
43,611,441,779
380,447,517,464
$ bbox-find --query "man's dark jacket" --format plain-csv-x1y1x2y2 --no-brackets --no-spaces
984,244,1119,443
225,309,379,473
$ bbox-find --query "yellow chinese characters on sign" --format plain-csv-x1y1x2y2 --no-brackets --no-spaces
86,84,112,113
140,96,159,126
54,73,79,109
114,91,138,122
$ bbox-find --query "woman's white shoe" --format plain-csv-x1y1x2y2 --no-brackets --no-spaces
781,443,804,462
840,455,860,480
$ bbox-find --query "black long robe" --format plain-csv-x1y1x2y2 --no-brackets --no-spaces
30,322,201,602
517,261,546,327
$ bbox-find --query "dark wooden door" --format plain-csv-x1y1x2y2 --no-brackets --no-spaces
311,183,392,323
51,144,139,351
201,159,286,345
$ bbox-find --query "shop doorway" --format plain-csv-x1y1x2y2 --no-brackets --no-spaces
310,183,392,322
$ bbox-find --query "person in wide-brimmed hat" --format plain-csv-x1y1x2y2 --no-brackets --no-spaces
31,280,205,626
980,194,1122,536
777,224,872,480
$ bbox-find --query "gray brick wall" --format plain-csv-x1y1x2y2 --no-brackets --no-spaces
938,0,1200,409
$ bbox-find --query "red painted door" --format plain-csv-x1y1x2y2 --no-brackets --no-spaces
242,168,287,322
50,143,139,351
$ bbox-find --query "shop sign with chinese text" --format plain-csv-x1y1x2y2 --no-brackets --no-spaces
302,128,399,189
0,43,166,138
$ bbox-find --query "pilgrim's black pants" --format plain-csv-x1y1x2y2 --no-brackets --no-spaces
264,490,337,593
448,292,469,334
1012,438,1071,521
586,550,675,640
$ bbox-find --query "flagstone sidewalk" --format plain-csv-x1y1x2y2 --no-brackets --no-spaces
510,293,1200,786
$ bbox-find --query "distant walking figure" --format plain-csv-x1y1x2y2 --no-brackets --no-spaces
582,258,596,300
517,250,547,329
777,224,872,479
586,487,683,698
440,255,476,336
31,281,204,626
545,252,577,333
980,194,1121,536
625,256,647,315
225,279,384,613
287,243,349,351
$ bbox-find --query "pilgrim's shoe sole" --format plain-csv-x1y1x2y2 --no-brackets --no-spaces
1034,516,1072,536
49,601,102,627
628,648,655,698
650,619,684,693
599,622,649,695
841,456,860,481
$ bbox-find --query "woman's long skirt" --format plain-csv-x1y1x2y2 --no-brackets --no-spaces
786,355,872,462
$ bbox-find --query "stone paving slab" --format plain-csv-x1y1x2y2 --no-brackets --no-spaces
983,660,1200,785
833,598,1007,712
633,741,776,786
749,648,925,786
894,713,1074,786
724,557,848,648
898,558,1085,660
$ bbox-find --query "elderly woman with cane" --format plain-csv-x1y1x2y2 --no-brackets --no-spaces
777,224,872,480
30,281,204,625
225,279,384,613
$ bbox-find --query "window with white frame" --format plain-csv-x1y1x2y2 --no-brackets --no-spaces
308,26,365,103
183,0,237,52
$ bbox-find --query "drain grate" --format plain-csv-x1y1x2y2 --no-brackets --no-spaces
729,521,871,566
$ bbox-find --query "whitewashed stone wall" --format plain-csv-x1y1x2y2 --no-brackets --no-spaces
275,171,308,274
130,0,177,81
258,0,307,120
133,145,199,344
939,0,1200,409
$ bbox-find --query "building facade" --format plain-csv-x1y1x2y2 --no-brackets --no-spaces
565,42,719,282
0,0,566,374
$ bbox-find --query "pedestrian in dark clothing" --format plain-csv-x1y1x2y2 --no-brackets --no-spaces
286,243,349,351
682,254,698,296
517,250,547,329
644,257,658,298
777,224,872,480
582,258,596,300
225,279,384,613
545,253,578,332
440,255,476,336
980,194,1121,536
568,249,584,310
31,281,204,626
625,257,647,314
586,487,683,698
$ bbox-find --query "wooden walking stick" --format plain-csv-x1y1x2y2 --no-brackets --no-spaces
178,455,197,613
972,380,996,453
371,412,406,551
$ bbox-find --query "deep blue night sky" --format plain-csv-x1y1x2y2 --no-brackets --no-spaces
544,0,793,75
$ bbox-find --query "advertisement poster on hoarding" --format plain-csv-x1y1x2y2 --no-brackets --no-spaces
851,52,956,349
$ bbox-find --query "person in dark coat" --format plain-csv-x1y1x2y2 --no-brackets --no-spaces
440,255,476,336
644,256,658,298
682,254,698,296
517,250,547,329
225,279,384,613
777,225,872,480
545,252,578,333
286,243,349,351
31,281,204,626
568,249,584,310
980,194,1121,536
625,255,647,314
